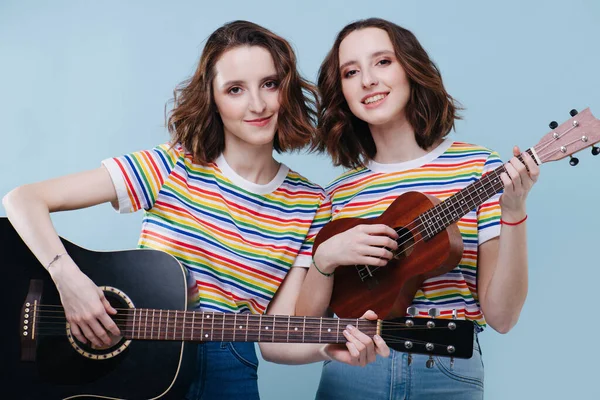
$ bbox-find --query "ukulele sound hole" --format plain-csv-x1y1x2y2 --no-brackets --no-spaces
355,226,415,285
393,226,415,259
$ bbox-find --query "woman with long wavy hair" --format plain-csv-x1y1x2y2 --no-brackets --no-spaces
297,18,539,399
3,20,387,400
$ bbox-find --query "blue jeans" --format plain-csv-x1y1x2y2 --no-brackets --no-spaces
184,342,260,400
316,333,484,400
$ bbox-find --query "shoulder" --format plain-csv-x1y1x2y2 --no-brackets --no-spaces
324,166,370,201
445,141,499,159
151,142,188,165
283,167,328,202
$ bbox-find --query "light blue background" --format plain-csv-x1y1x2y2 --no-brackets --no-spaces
1,1,599,398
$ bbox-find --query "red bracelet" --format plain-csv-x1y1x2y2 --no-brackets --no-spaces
501,215,528,226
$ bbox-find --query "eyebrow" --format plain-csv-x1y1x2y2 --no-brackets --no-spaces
221,74,279,88
339,50,395,72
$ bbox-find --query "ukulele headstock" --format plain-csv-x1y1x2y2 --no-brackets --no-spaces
533,108,600,165
382,307,474,361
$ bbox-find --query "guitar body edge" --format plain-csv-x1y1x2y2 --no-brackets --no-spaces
0,217,198,400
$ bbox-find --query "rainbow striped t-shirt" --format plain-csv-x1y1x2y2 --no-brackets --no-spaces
326,139,502,329
102,143,331,315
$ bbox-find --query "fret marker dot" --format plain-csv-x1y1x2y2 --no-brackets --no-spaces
294,328,298,331
206,315,210,319
205,334,209,338
239,325,243,329
265,327,269,330
328,328,331,332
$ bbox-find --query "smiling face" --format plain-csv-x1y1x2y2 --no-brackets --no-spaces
338,27,411,127
212,45,280,151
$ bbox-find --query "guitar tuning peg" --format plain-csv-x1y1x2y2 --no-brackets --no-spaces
405,307,416,327
448,309,458,330
427,308,439,318
592,146,600,156
570,109,579,117
426,355,435,368
569,156,579,166
447,345,456,369
549,121,558,129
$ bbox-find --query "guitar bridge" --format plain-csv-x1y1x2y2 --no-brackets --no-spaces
21,279,43,362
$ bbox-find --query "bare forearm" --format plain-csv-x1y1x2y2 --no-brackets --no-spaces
258,342,329,365
3,186,70,272
3,168,117,280
295,262,334,317
481,223,528,333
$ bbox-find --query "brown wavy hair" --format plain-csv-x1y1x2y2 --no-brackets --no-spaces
314,18,461,169
167,20,318,164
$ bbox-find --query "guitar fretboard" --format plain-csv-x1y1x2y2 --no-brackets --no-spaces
115,310,378,344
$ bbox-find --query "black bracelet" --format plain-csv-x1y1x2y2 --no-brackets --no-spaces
312,257,333,277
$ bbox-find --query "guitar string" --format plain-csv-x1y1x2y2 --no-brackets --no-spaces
28,324,461,348
29,306,463,329
28,330,459,350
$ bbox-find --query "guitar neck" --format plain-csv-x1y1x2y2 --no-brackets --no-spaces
417,148,538,239
116,309,379,344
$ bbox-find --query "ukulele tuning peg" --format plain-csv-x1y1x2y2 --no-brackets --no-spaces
569,156,579,166
570,109,579,117
549,121,558,129
592,146,600,156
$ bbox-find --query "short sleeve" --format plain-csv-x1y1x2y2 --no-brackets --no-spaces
101,143,181,213
292,194,332,267
477,151,503,245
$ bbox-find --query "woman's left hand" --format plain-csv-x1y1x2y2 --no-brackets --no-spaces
499,146,540,218
322,310,389,367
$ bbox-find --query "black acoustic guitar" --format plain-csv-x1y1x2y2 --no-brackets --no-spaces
0,217,474,400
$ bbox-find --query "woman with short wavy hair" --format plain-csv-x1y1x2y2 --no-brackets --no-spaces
297,18,539,399
3,20,388,400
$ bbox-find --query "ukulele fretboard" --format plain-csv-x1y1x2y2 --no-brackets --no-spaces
418,149,537,239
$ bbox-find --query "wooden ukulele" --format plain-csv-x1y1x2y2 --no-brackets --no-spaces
313,108,600,319
0,217,473,400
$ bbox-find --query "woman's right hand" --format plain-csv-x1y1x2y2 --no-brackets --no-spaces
313,224,399,275
50,259,120,348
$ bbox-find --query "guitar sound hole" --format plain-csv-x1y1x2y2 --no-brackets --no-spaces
66,287,134,360
393,226,415,259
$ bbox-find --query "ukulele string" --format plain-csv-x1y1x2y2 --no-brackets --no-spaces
355,177,496,276
357,146,549,277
